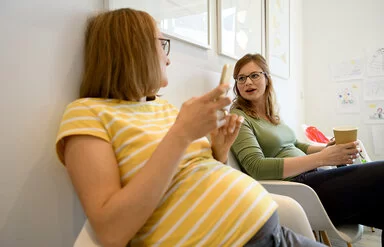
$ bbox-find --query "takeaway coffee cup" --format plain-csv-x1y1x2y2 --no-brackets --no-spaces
333,126,358,144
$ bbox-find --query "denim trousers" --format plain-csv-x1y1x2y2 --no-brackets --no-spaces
244,212,326,247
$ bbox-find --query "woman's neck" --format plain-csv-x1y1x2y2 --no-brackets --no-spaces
251,99,266,117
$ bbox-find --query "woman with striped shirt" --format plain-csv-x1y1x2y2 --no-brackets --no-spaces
55,8,325,247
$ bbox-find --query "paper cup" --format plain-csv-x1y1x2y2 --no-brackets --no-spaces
333,126,358,144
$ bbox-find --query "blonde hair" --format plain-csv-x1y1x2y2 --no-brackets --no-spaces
231,53,280,125
80,8,162,100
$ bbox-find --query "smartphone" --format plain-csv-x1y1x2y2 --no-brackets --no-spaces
219,64,233,85
219,64,233,98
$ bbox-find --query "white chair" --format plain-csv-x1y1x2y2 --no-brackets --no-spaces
228,151,364,247
269,193,316,240
73,220,101,247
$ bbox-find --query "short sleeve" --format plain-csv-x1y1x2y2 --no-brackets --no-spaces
55,100,111,165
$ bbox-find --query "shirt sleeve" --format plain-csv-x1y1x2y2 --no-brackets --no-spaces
55,100,111,165
294,140,310,154
230,109,284,180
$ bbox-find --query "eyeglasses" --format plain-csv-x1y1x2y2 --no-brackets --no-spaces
235,71,266,85
158,38,170,56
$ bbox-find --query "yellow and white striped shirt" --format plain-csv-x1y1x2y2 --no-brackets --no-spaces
56,97,278,247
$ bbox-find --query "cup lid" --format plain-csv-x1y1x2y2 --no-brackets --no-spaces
333,126,358,131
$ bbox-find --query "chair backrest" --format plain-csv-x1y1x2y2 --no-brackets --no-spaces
260,180,364,244
227,150,242,171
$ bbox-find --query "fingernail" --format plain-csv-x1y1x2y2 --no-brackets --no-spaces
239,116,244,123
230,128,235,133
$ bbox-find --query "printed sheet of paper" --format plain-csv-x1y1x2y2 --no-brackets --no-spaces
330,58,364,81
363,77,384,100
371,125,384,155
367,48,384,77
335,82,360,113
364,101,384,123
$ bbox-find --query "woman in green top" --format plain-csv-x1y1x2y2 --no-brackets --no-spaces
230,53,384,246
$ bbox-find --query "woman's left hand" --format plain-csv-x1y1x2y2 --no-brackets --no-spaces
210,113,244,163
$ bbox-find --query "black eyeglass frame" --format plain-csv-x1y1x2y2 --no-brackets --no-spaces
158,38,171,56
235,71,267,85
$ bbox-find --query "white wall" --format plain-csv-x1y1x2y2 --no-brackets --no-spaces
0,0,303,246
0,1,103,246
303,0,384,161
273,0,305,139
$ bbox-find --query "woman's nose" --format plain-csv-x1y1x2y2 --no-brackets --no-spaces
244,77,252,85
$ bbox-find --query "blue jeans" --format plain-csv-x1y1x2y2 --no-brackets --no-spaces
244,211,326,247
291,161,384,246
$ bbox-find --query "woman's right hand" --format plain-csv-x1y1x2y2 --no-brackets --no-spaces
319,141,359,166
325,138,336,147
172,84,231,143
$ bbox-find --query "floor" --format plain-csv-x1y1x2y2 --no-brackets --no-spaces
329,226,382,247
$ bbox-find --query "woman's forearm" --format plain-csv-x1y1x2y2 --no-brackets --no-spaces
306,144,325,154
282,152,324,178
211,146,228,163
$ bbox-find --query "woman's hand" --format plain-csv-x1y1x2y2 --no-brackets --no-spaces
210,114,244,163
319,141,359,166
325,137,336,147
172,84,232,144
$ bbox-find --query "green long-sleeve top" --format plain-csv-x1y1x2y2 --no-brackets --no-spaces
230,108,310,181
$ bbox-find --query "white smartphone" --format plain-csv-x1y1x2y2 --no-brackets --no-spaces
219,64,233,85
219,64,233,99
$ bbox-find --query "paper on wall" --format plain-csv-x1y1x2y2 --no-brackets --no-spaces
364,101,384,123
335,82,360,113
363,77,384,100
367,48,384,77
330,58,364,81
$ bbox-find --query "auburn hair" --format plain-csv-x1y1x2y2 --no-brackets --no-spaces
80,8,162,101
231,53,280,125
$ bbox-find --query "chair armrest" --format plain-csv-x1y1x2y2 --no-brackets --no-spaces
269,193,315,240
357,139,372,162
260,180,337,232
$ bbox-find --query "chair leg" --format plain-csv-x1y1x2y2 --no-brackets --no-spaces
313,231,318,241
319,231,332,247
